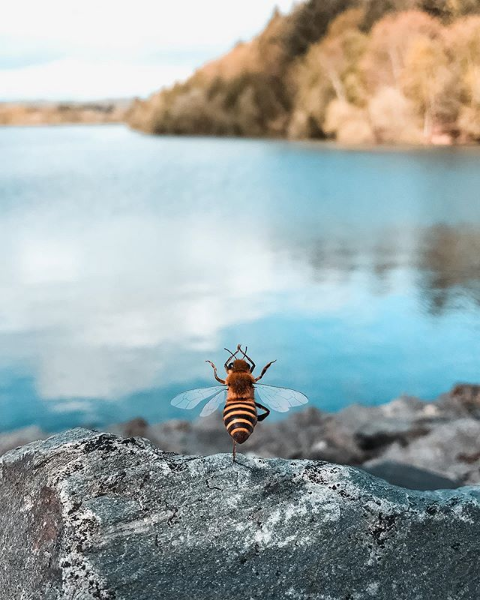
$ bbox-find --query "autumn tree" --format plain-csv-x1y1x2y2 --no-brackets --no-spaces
401,35,459,139
445,16,480,139
361,11,443,90
367,86,421,143
282,0,357,58
288,9,368,139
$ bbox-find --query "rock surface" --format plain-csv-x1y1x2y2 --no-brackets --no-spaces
1,428,480,599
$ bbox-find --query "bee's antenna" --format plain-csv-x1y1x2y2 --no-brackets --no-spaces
240,345,256,372
224,346,241,371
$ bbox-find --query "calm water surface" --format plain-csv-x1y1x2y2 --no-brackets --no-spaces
1,124,480,432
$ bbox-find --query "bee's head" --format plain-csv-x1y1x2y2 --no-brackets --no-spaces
228,359,251,373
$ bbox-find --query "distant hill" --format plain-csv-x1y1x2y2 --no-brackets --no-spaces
0,100,130,127
128,0,480,145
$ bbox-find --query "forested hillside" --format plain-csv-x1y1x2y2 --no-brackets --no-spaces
128,0,480,144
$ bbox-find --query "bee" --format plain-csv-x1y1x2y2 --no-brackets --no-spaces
171,344,308,461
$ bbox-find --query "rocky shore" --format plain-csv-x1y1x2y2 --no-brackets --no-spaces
1,428,479,599
2,384,480,490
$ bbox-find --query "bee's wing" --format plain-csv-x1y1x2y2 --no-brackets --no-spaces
254,384,308,413
199,389,228,417
171,386,227,411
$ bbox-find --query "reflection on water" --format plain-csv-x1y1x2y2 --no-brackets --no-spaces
418,225,480,314
0,125,480,431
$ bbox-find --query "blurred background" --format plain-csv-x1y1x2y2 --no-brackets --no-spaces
1,0,480,486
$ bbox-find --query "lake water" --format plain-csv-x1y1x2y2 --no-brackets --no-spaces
1,124,480,432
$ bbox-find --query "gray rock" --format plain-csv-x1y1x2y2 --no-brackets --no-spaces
226,406,363,463
0,425,47,455
1,428,480,599
438,384,480,418
335,396,444,454
108,407,364,465
365,418,480,485
362,461,461,490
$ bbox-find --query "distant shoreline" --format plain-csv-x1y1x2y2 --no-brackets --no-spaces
0,121,122,128
0,100,130,127
0,121,131,129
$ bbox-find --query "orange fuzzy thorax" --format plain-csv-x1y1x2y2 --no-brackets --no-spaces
226,370,255,400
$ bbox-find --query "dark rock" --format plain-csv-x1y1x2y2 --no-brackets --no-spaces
233,406,363,463
335,397,443,456
365,418,480,485
1,428,480,599
439,384,480,418
108,416,149,439
362,461,461,490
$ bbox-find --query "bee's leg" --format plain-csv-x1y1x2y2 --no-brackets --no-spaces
205,361,226,384
254,360,277,382
255,402,270,422
232,439,237,463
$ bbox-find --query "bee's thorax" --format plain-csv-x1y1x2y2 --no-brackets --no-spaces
226,371,255,399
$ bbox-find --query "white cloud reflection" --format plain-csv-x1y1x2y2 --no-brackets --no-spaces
0,206,319,401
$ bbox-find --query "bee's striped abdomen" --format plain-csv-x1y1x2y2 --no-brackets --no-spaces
223,399,257,444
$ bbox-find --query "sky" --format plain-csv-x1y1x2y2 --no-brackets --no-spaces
0,0,298,102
